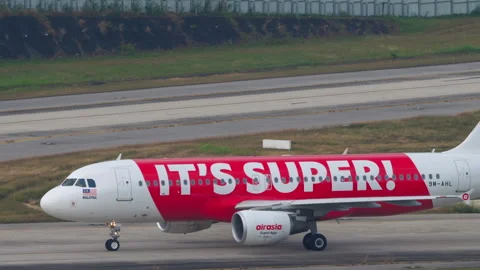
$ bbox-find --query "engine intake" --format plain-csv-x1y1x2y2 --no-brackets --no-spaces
157,220,212,234
231,210,309,245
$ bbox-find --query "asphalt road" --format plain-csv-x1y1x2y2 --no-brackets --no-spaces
1,214,480,269
1,62,480,162
2,61,480,113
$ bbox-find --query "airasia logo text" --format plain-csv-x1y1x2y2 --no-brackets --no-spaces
256,224,283,231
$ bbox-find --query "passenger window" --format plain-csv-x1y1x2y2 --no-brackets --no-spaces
75,179,87,187
422,174,425,180
191,180,195,185
399,174,404,180
169,180,173,186
363,175,367,181
161,180,165,186
275,177,279,183
176,180,180,186
138,181,143,186
235,178,240,184
206,179,211,185
154,180,158,186
199,179,203,185
183,180,188,185
334,176,337,181
311,176,315,182
146,181,151,186
414,174,418,180
61,178,77,186
429,174,432,179
407,174,411,180
436,174,440,179
385,175,389,180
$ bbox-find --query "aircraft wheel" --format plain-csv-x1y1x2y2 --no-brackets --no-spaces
309,233,327,251
302,233,312,249
105,239,120,251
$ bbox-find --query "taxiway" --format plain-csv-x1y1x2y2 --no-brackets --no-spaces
1,62,480,161
1,214,480,269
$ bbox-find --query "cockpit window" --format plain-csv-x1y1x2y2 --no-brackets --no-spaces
87,179,96,188
75,178,87,187
61,178,77,186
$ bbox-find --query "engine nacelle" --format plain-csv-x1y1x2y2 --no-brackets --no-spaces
231,210,309,245
156,220,213,234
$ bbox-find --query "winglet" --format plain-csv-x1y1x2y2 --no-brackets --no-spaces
116,153,122,160
443,121,480,155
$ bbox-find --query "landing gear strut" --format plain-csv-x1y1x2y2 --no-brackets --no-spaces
302,221,327,251
105,220,121,251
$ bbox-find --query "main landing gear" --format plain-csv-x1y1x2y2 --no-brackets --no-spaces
302,221,327,251
105,220,121,251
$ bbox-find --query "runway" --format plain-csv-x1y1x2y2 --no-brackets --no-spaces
2,214,480,269
1,62,480,162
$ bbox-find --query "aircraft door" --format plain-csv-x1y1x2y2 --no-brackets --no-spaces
114,167,133,201
454,160,471,192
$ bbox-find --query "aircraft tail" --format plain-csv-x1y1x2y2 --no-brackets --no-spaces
443,121,480,155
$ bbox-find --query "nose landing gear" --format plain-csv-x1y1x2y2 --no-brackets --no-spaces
105,221,121,251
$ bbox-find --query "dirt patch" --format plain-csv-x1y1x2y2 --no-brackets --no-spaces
0,14,397,59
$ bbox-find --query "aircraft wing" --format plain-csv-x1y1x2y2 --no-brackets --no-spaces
235,189,474,214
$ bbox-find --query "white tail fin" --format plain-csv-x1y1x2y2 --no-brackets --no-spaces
443,121,480,155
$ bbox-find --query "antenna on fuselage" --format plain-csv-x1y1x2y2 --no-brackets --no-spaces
116,153,123,160
432,148,436,153
342,148,348,155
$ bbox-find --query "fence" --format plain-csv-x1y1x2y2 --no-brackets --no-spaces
1,0,480,16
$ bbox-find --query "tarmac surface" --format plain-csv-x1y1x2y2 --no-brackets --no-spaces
1,214,480,269
1,62,480,161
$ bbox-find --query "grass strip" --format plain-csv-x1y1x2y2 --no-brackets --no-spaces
1,16,480,100
1,110,479,223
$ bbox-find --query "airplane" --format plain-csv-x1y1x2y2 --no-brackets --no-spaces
40,121,480,252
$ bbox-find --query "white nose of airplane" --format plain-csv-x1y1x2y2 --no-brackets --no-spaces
40,189,55,216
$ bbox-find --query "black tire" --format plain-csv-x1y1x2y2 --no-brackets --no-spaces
302,233,312,250
309,233,327,251
105,239,120,251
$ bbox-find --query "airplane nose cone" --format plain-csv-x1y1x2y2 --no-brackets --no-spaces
40,189,58,217
40,192,51,214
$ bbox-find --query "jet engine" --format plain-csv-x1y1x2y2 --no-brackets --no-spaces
231,210,309,245
156,220,213,234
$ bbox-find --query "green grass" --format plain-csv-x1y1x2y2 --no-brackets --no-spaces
2,16,480,100
1,110,480,223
